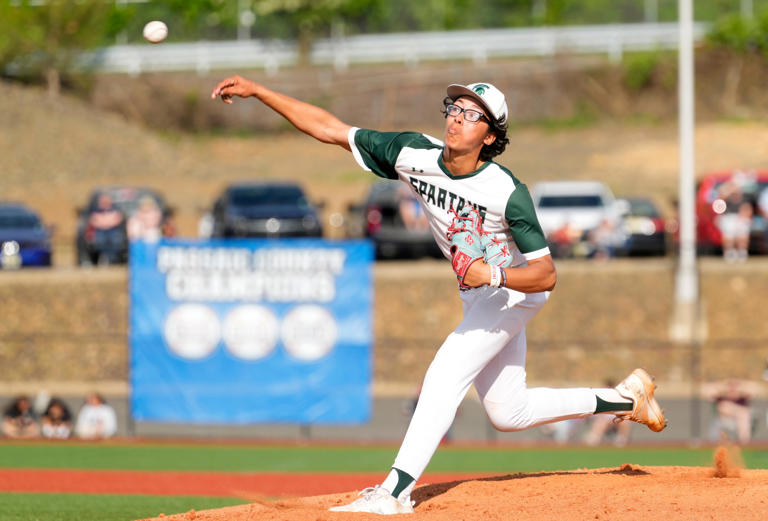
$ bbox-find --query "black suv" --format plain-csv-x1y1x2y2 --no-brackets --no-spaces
347,180,442,260
209,181,323,238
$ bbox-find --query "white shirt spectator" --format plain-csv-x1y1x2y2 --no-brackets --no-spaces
75,393,117,439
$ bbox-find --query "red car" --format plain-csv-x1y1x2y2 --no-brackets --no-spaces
696,170,768,255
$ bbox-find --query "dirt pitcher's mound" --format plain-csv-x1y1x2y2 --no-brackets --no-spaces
138,464,768,521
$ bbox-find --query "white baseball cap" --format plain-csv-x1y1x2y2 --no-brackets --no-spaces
446,82,508,126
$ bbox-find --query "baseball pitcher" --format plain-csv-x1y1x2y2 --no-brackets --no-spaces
211,77,667,515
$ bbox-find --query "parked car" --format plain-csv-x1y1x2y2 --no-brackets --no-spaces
208,181,323,238
530,181,625,258
696,169,768,255
347,180,442,260
616,197,668,256
0,202,53,269
75,186,175,266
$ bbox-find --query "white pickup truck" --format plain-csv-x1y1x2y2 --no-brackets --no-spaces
530,181,627,256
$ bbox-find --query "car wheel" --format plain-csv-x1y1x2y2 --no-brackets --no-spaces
696,243,719,256
77,248,93,267
378,243,398,260
97,252,114,266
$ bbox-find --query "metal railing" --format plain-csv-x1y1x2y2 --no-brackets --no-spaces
79,22,710,75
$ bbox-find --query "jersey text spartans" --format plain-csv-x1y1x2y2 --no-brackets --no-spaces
348,128,550,265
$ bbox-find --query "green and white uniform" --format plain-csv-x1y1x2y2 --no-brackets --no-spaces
349,127,599,485
349,128,550,265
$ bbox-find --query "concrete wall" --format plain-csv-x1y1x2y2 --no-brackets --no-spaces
1,258,766,398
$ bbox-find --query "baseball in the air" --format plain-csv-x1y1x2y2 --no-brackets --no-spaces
143,20,168,44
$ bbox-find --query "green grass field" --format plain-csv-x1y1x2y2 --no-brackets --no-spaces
1,442,766,521
0,493,247,521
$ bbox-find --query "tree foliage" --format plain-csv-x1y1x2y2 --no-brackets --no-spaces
2,0,767,95
708,9,768,55
0,0,233,96
254,0,380,63
0,0,118,96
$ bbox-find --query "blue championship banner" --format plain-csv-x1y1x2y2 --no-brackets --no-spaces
129,238,373,424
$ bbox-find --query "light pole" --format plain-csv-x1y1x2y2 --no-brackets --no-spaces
675,0,702,442
238,0,255,40
645,0,659,23
741,0,754,20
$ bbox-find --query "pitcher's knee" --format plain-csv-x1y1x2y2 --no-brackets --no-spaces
484,399,534,432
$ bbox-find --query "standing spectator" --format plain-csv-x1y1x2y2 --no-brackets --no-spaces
757,186,768,249
88,193,125,265
2,396,40,438
758,186,768,221
763,357,768,429
75,393,117,439
127,196,163,243
41,398,73,439
716,180,752,263
588,219,620,260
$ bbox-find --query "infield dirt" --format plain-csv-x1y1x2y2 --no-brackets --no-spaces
136,464,768,521
131,447,766,521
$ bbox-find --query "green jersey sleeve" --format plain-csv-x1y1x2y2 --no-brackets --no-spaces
352,129,427,180
504,183,550,257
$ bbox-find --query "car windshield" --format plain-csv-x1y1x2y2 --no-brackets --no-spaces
0,214,41,229
230,186,308,207
537,195,604,208
628,200,659,217
709,179,768,203
90,188,162,216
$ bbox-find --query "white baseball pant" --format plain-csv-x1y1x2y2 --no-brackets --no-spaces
392,285,597,480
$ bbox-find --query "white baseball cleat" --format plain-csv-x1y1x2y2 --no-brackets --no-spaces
614,368,667,432
329,485,415,515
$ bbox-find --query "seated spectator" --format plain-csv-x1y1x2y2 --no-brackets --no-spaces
41,398,73,439
584,413,631,447
583,379,631,446
2,395,40,439
702,379,758,445
127,196,163,242
75,392,117,440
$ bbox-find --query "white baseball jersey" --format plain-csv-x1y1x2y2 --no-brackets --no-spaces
348,128,550,265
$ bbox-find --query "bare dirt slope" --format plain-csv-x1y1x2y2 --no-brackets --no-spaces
2,79,767,262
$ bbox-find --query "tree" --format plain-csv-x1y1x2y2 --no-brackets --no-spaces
0,0,116,97
0,0,231,97
255,0,379,65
